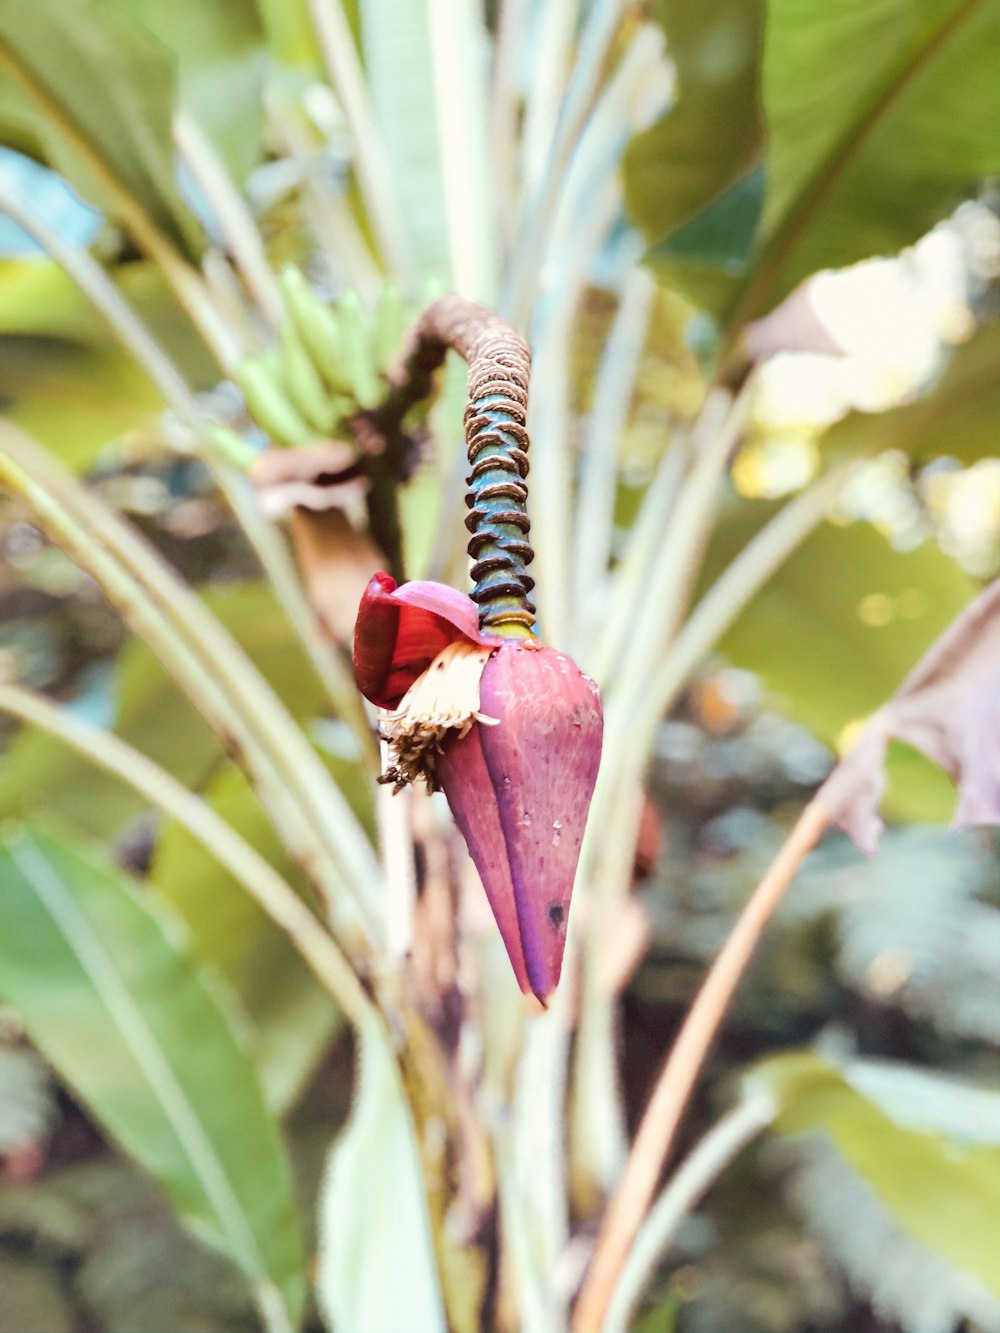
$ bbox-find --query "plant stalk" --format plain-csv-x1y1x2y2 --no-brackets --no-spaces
571,798,830,1333
0,683,372,1028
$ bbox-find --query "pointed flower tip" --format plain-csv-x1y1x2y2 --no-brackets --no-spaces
476,640,602,999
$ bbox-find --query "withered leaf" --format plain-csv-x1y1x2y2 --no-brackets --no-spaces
819,580,1000,851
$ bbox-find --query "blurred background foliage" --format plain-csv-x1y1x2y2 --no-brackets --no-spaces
0,0,997,1330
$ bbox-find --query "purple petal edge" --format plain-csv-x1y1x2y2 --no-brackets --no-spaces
479,643,603,1001
438,728,530,994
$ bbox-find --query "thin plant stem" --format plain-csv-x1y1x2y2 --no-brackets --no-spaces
255,1281,295,1333
0,186,371,746
377,740,417,959
494,1125,552,1333
528,169,620,645
573,259,655,653
565,781,639,1210
635,459,856,748
0,446,351,924
590,432,689,683
489,0,528,254
568,463,850,1211
173,110,285,330
0,427,382,944
602,1093,777,1333
571,798,831,1333
305,0,410,283
580,386,751,932
0,184,203,426
217,473,377,769
504,0,626,328
598,380,751,694
509,1007,573,1327
514,0,579,220
427,0,498,302
0,683,372,1028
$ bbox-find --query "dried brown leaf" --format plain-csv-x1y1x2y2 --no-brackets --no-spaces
820,580,1000,851
250,442,364,518
288,509,383,646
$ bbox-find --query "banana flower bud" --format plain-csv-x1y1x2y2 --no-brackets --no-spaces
354,572,602,1002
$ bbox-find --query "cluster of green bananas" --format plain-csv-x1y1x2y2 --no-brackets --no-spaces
235,269,411,449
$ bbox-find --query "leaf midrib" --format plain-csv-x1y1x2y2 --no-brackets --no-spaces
731,0,985,333
8,834,274,1298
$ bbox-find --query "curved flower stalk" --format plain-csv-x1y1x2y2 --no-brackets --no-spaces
352,296,603,1004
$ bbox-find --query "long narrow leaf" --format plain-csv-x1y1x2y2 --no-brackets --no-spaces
0,822,306,1329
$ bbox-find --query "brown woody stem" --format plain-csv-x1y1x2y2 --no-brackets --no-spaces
382,297,537,635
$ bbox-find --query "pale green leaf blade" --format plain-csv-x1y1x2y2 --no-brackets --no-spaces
710,516,977,744
0,335,164,470
0,822,306,1325
749,1052,1000,1317
0,0,199,250
316,1017,446,1333
645,167,765,313
704,514,977,821
255,0,322,70
624,0,764,246
360,0,449,283
120,0,267,185
152,764,342,1115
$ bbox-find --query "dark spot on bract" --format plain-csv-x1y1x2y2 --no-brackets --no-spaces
548,903,564,927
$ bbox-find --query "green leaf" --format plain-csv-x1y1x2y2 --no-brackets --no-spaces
0,258,218,391
0,0,199,250
711,512,976,742
706,513,977,820
823,322,1000,466
633,0,1000,326
749,1052,1000,1306
0,257,103,341
119,0,266,185
360,0,449,282
256,0,322,70
0,580,333,838
0,822,306,1325
316,1017,446,1333
152,764,342,1115
645,167,765,313
740,0,1000,322
624,0,764,251
843,1059,1000,1146
0,335,164,470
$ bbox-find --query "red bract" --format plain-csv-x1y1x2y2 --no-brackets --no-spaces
354,573,603,1002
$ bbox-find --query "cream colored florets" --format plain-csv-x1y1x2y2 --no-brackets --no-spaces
378,640,498,791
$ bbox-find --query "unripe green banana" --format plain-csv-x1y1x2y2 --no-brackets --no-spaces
203,424,258,470
336,289,381,409
279,321,336,434
279,267,354,395
236,351,311,446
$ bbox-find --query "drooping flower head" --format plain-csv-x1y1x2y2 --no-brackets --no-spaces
354,573,602,1002
352,297,603,1002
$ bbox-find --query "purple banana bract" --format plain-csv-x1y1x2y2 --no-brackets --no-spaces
353,573,603,1002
